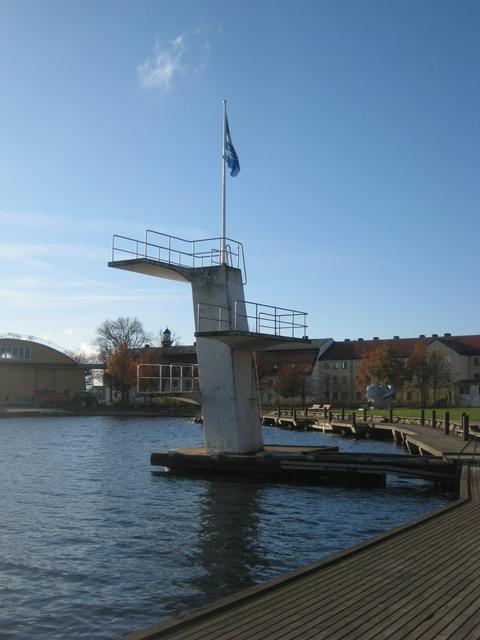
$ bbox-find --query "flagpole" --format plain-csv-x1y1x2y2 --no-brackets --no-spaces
221,98,227,266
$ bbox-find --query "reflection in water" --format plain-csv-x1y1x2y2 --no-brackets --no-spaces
189,479,270,602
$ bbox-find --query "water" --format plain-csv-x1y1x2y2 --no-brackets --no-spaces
0,416,452,639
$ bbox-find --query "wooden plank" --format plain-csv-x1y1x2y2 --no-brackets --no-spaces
256,531,480,640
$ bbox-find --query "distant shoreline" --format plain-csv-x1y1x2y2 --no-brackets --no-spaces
0,406,201,419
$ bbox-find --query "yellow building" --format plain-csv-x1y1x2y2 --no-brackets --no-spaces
0,336,85,406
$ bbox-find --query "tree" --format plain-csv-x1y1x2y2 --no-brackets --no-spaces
407,344,432,408
356,344,407,392
95,317,151,360
428,351,452,405
106,342,137,403
408,345,458,408
274,365,304,403
66,349,101,390
136,346,163,396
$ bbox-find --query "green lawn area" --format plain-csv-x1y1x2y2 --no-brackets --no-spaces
368,407,480,423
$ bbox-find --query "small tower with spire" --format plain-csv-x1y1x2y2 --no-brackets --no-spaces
161,327,172,349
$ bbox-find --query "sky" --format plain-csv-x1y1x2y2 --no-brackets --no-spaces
1,0,479,354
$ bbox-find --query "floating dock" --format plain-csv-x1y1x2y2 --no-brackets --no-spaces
151,444,458,489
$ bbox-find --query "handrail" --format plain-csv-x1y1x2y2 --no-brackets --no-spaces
196,302,230,332
137,363,199,395
235,300,308,339
111,231,247,284
195,300,308,339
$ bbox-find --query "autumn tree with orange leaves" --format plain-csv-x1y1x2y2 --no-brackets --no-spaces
356,343,407,393
106,342,137,403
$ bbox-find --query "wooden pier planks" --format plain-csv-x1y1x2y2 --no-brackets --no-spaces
122,466,480,640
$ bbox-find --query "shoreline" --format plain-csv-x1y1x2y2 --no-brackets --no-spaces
0,406,201,419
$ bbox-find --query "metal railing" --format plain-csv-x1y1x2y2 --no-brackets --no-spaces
195,300,308,339
111,231,247,283
196,302,231,333
236,300,308,338
137,363,200,395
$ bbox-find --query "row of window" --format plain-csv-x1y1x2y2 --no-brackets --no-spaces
324,362,348,369
0,345,31,360
460,384,480,395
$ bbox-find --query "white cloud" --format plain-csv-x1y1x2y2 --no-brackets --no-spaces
9,275,121,291
0,243,104,267
0,209,211,242
137,35,185,91
13,276,44,289
137,29,211,92
79,341,98,357
0,287,190,309
63,328,74,335
0,209,108,232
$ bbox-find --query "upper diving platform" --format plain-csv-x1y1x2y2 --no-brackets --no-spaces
109,231,247,284
109,229,309,348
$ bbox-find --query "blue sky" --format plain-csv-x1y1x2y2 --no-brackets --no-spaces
1,0,479,353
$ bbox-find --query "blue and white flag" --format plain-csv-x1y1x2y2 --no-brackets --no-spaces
224,116,240,177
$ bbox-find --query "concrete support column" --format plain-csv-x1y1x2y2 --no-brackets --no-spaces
189,265,263,454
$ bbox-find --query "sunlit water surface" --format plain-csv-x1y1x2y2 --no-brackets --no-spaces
0,416,453,639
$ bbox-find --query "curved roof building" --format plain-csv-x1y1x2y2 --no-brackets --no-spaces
0,336,85,406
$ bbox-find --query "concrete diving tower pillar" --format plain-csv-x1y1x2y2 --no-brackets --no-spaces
109,231,309,455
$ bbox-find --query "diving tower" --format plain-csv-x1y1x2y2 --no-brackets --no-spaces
109,231,309,454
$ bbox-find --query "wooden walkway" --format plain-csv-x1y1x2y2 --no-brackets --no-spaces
310,419,480,459
123,464,480,640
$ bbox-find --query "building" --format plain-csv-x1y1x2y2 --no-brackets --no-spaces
317,334,480,407
0,335,86,406
255,339,333,406
116,330,480,408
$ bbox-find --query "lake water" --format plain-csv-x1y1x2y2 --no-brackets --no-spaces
0,416,453,639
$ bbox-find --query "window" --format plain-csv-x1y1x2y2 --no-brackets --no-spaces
474,374,480,383
407,392,413,401
474,358,480,367
341,392,348,400
333,362,339,369
0,344,31,360
324,363,329,369
341,362,348,369
332,391,339,401
459,385,470,395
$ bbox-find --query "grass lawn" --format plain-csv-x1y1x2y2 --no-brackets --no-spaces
368,407,480,423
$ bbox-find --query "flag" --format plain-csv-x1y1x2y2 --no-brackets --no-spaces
224,115,240,177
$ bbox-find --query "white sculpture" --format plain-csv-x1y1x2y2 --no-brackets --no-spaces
366,383,396,408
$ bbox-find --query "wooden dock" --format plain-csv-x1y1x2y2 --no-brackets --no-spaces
122,463,480,639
